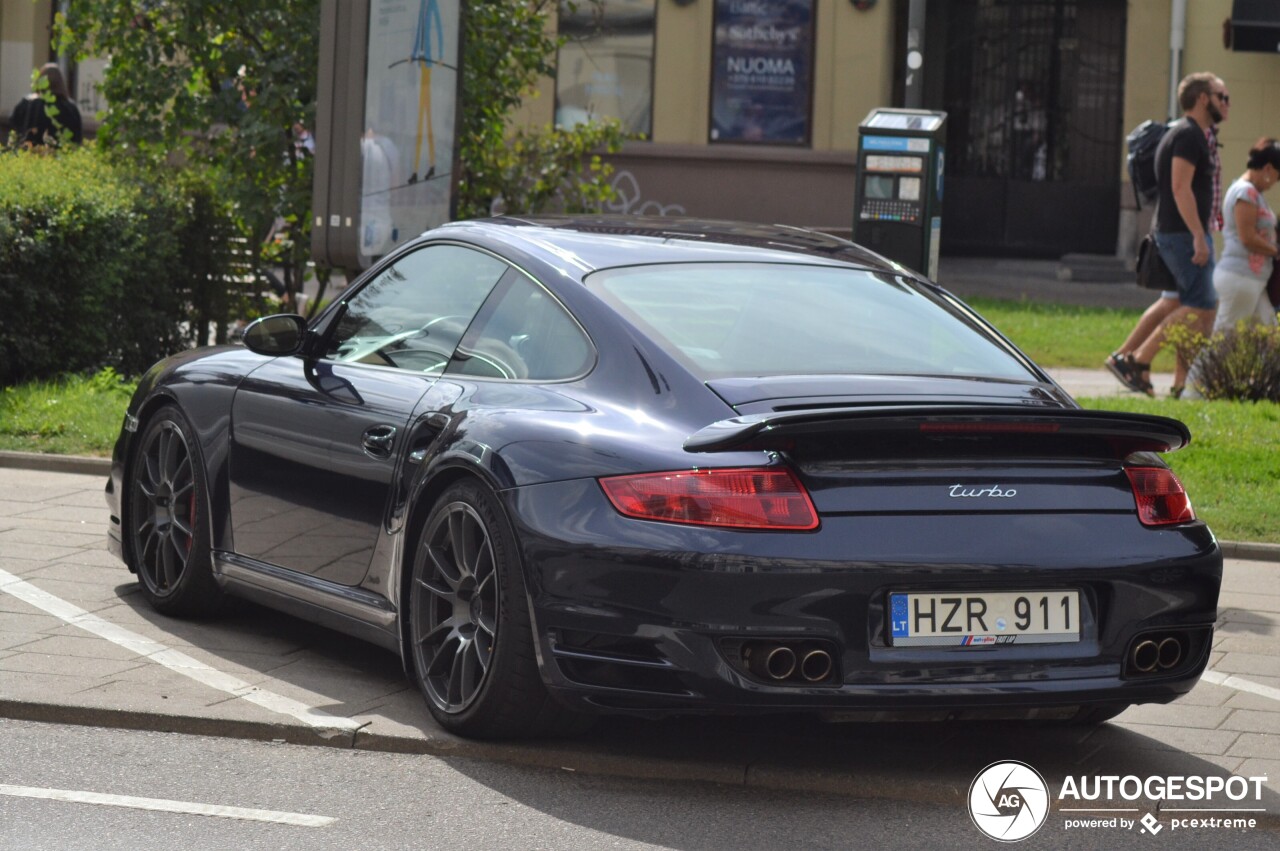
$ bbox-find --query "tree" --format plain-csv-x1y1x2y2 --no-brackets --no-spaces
56,0,322,328
457,0,626,218
56,0,623,329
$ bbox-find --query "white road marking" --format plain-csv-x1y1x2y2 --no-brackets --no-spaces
0,784,335,827
0,567,362,735
1201,670,1280,703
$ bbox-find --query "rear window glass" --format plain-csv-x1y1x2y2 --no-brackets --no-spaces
586,262,1033,380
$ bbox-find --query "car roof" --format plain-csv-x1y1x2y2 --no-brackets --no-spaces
431,215,907,276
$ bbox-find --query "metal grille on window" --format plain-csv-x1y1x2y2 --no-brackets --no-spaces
944,0,1124,183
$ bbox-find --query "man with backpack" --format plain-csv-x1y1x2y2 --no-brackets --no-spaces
1107,72,1229,397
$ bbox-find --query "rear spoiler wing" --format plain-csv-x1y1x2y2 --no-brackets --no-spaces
684,405,1190,455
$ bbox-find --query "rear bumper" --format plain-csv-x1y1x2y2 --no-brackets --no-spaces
506,479,1222,717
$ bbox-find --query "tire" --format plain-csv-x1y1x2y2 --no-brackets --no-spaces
127,405,223,617
408,480,587,739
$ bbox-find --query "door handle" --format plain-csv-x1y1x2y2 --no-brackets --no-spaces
361,425,398,458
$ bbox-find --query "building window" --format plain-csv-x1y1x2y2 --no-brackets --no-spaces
556,0,656,138
709,0,815,145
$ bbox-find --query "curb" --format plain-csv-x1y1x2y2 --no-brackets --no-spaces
1220,540,1280,562
0,450,111,476
3,451,1277,563
0,699,925,806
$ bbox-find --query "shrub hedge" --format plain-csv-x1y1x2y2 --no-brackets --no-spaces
0,148,218,385
1166,319,1280,402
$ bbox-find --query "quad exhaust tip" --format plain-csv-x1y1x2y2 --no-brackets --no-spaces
755,645,797,681
1129,633,1187,675
742,640,838,685
800,648,834,682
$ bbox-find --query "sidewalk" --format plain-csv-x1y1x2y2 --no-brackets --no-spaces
1051,367,1177,400
936,255,1155,309
0,464,1278,827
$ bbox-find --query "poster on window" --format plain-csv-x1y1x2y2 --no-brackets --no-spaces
710,0,813,145
360,0,461,262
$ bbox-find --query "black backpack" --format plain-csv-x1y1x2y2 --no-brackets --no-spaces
1127,120,1171,207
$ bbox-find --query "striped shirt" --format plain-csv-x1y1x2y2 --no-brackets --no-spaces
1207,125,1224,232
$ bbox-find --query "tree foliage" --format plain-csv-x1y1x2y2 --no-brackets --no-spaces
456,0,626,218
55,0,321,316
56,0,623,312
0,148,213,383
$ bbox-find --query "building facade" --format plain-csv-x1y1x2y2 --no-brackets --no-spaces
528,0,1280,258
5,0,1280,260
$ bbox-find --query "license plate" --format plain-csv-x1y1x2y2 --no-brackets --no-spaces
889,590,1080,647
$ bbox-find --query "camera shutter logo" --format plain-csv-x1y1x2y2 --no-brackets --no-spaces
968,761,1050,842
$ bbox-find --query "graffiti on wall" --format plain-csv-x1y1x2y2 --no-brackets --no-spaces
605,170,687,217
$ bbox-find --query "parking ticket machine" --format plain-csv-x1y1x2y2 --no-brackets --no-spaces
853,108,947,280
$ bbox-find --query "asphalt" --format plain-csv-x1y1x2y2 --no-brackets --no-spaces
1,259,1278,829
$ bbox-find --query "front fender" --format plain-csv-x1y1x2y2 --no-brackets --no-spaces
111,346,277,560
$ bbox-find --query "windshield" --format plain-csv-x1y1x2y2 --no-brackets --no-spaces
587,262,1035,381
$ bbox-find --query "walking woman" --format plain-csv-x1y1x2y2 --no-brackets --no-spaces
1209,137,1280,335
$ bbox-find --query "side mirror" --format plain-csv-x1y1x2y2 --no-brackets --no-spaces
243,314,308,356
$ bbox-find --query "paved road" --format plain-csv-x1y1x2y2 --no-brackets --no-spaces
3,719,1273,850
0,466,1277,826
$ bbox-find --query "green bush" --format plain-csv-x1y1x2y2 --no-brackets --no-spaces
1166,319,1280,402
0,147,223,385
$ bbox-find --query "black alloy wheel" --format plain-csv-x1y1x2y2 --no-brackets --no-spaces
128,406,222,616
409,480,585,738
414,498,499,714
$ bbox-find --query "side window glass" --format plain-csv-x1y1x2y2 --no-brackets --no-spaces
324,245,508,374
447,274,593,381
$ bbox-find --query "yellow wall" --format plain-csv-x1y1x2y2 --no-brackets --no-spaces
1,0,53,111
1122,0,1171,156
1124,0,1280,190
651,0,712,143
1184,0,1280,165
817,0,893,152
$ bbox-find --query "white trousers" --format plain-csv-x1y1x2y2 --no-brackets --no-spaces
1211,267,1277,334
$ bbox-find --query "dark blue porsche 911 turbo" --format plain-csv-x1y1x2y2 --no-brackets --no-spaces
106,216,1221,738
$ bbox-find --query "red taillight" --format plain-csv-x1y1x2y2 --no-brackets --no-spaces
599,468,819,530
1126,467,1195,526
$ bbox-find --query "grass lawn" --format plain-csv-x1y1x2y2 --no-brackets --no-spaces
965,296,1180,373
0,369,133,457
969,298,1280,542
1077,396,1280,544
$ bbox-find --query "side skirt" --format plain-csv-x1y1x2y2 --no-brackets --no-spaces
213,552,401,654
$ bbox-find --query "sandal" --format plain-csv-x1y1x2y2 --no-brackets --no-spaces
1104,352,1155,396
1169,385,1184,400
